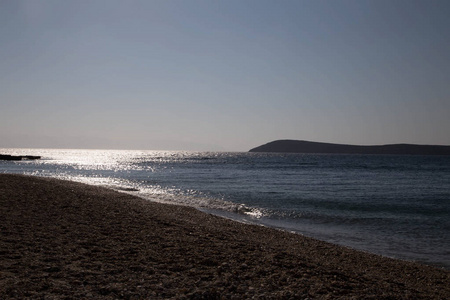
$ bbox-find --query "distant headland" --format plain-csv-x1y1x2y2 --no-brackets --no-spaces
249,140,450,155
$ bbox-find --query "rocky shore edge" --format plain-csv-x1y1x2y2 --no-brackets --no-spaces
1,174,449,299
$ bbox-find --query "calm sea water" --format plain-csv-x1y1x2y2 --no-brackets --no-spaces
1,148,449,269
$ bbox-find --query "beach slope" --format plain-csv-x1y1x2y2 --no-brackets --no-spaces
1,174,448,299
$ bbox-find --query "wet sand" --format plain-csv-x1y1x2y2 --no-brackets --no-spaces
1,174,449,299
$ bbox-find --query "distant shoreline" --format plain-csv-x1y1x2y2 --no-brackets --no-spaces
249,140,450,155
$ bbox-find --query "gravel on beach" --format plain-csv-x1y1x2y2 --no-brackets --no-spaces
1,174,449,299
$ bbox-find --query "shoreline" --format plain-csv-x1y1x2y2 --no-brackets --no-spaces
1,174,449,298
200,206,450,271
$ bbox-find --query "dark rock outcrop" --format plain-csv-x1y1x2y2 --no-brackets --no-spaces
0,154,41,161
249,140,450,155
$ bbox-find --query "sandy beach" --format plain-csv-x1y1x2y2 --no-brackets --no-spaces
1,174,449,299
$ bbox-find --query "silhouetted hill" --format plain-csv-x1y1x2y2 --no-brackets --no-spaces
249,140,450,155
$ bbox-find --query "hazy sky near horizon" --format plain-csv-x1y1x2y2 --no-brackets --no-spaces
1,0,449,151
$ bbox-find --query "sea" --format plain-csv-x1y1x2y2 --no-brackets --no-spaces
1,148,449,270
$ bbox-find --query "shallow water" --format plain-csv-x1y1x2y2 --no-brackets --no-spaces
1,148,449,269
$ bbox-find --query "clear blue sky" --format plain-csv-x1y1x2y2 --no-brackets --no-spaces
1,0,449,151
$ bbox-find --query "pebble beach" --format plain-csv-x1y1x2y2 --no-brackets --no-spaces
1,174,449,299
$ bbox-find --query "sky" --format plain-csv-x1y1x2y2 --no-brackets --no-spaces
1,0,449,151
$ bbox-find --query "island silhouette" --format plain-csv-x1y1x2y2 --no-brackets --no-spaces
249,140,450,155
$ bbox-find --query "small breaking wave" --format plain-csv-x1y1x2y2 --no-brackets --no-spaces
119,184,268,220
